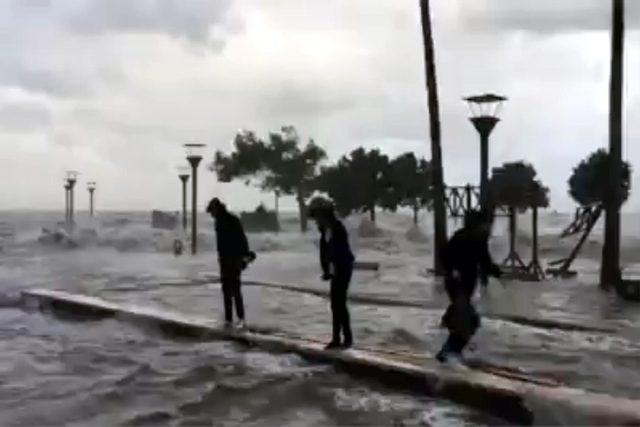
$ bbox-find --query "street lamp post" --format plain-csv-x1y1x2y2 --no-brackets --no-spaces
87,182,96,218
65,171,79,230
64,180,71,226
184,144,206,255
178,166,190,231
463,93,507,211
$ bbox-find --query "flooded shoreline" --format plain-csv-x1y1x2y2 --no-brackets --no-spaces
1,211,639,425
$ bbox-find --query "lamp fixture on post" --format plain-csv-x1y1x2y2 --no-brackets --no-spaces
65,170,79,230
184,143,206,255
463,93,507,212
177,165,191,232
87,181,96,218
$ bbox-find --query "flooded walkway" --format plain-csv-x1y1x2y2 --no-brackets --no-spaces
22,288,640,425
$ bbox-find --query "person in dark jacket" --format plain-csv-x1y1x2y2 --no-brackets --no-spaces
207,198,255,329
308,196,355,349
436,210,501,362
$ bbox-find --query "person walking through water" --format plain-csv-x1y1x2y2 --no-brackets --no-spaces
309,196,355,349
437,210,502,363
207,198,255,329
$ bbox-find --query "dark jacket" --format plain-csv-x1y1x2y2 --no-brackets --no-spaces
215,210,250,261
319,218,355,276
442,227,501,298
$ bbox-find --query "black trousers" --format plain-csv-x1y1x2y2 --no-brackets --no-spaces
441,277,479,356
441,333,471,354
219,259,244,322
330,269,353,344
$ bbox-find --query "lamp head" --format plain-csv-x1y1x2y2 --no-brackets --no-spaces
463,93,507,119
184,143,206,167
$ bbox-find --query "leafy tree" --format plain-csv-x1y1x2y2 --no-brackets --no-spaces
530,180,550,209
211,126,326,232
489,161,539,211
264,126,326,232
568,149,631,207
490,161,546,269
213,130,266,184
386,153,433,225
316,147,394,222
315,162,356,218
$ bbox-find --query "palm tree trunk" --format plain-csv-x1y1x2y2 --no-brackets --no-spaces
509,206,517,259
601,0,623,292
413,204,419,225
274,190,280,232
296,189,308,233
419,0,447,275
531,206,539,266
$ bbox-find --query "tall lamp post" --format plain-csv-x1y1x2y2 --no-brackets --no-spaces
64,180,71,226
184,144,206,255
65,171,79,230
177,166,190,231
463,93,507,211
87,182,96,218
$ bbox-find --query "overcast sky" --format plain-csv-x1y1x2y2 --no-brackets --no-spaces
1,0,639,212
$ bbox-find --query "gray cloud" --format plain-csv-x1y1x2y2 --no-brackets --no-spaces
0,61,91,98
1,0,639,211
0,101,51,133
60,0,241,47
0,0,241,99
256,81,369,119
459,0,640,33
0,2,128,98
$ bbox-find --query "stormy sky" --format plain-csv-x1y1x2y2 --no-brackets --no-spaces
1,0,639,212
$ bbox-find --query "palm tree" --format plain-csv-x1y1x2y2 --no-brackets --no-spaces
419,0,447,275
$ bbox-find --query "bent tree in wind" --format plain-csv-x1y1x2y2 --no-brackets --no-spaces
212,127,326,232
568,149,631,208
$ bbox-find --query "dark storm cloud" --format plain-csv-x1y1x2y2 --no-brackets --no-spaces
460,0,640,33
0,101,51,133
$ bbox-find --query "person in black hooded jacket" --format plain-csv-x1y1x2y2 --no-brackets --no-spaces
309,197,355,349
207,198,255,328
437,209,501,362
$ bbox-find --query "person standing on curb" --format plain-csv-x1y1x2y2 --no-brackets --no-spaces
207,198,255,329
309,196,355,350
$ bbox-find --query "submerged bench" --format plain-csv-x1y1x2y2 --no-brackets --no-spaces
21,288,640,426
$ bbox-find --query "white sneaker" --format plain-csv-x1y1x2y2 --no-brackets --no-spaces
235,320,246,330
446,354,470,370
447,353,464,364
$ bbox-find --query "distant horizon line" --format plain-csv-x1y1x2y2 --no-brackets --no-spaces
3,208,640,215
